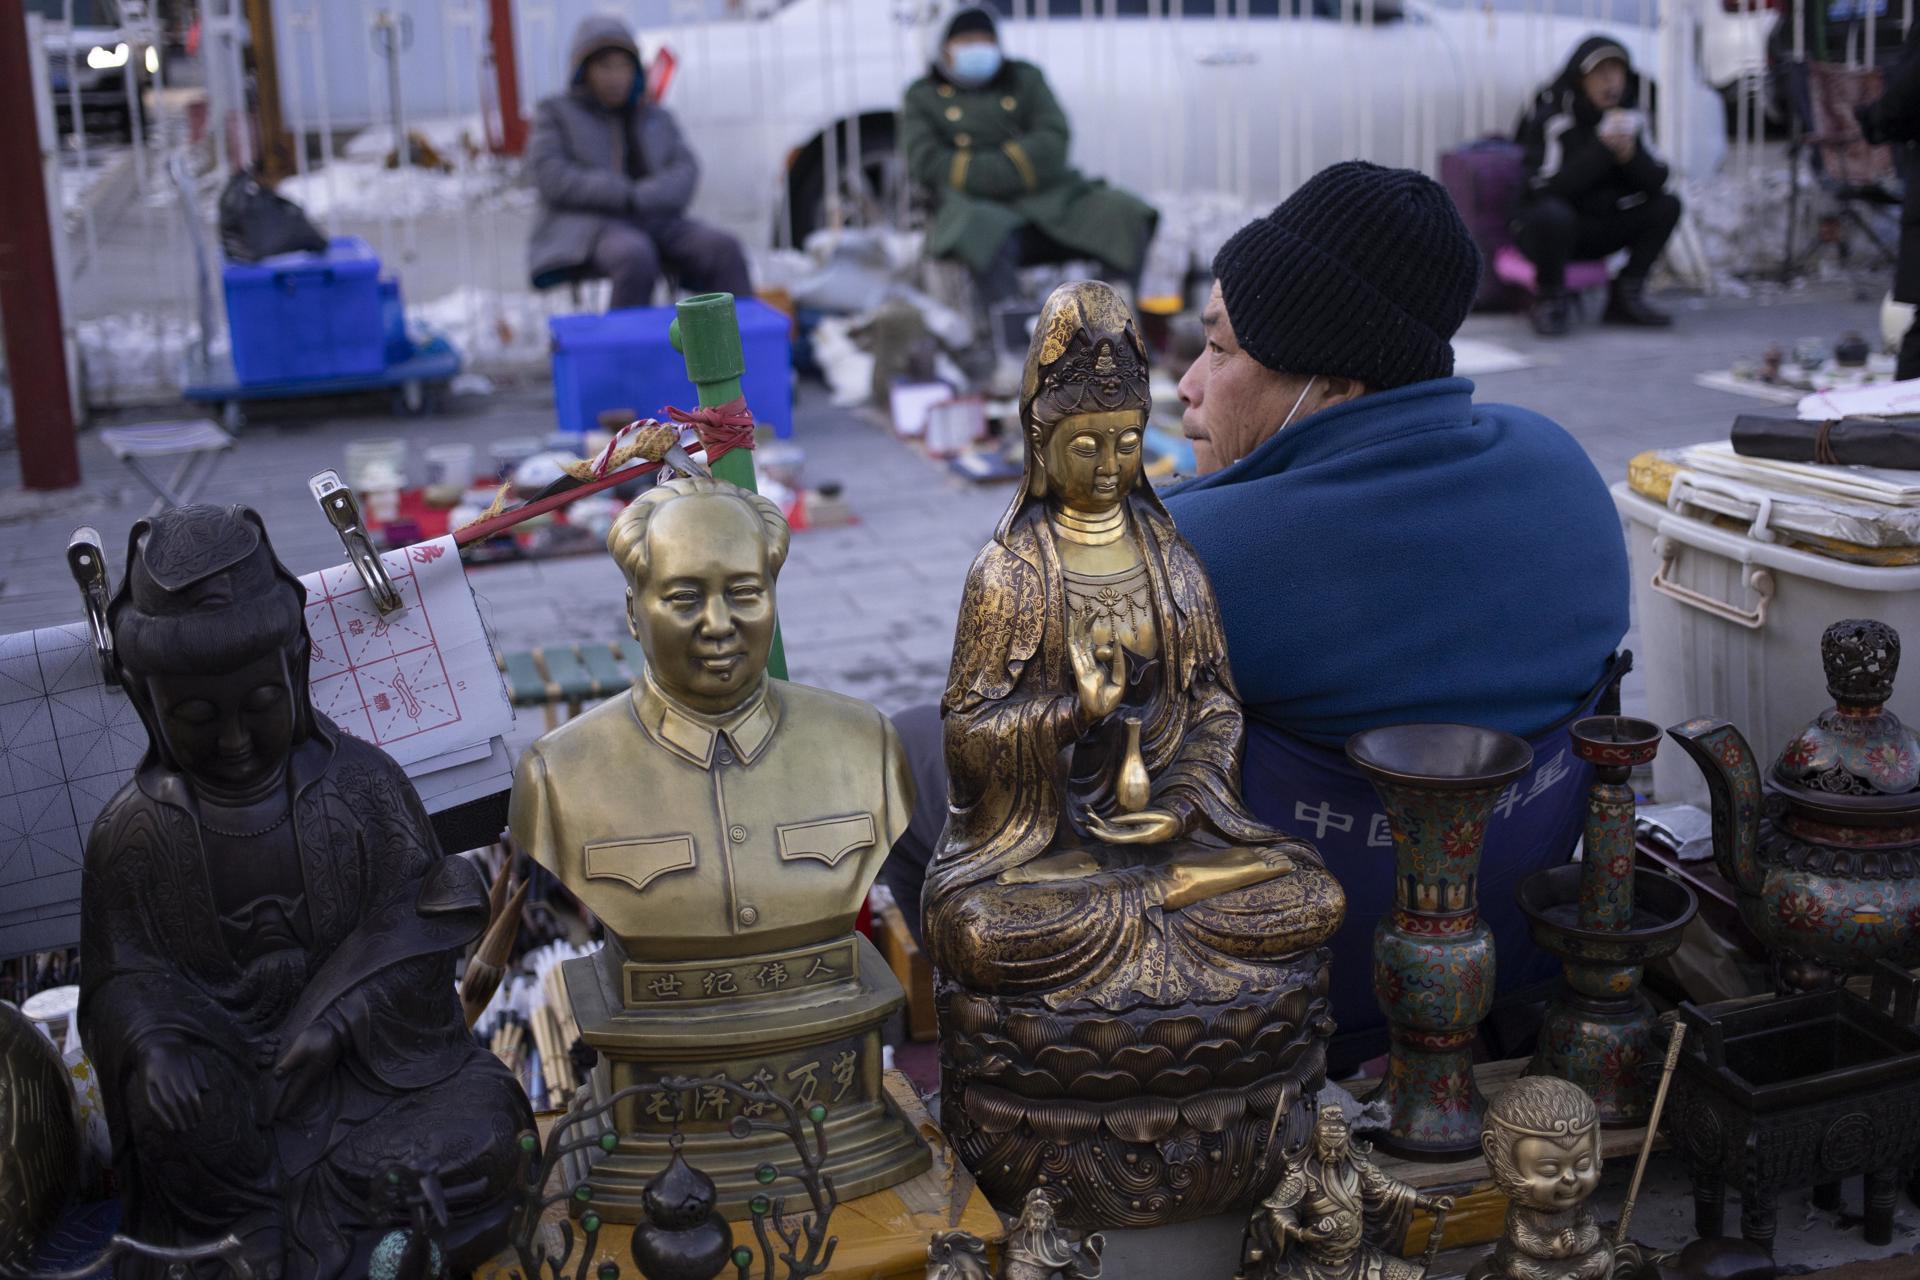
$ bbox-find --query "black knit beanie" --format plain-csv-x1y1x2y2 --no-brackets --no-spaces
1212,161,1482,390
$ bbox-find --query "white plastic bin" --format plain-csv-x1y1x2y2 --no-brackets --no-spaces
1614,482,1920,807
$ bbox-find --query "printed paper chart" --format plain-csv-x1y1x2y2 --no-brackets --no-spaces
0,623,146,957
305,543,467,762
0,537,513,959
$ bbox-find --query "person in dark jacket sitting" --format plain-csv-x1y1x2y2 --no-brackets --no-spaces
527,16,751,310
901,6,1157,308
1513,35,1681,336
1857,22,1920,379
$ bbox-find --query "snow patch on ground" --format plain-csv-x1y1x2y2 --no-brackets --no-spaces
75,312,225,408
340,115,492,163
279,156,533,225
1139,189,1262,297
408,287,556,372
1682,159,1893,288
57,157,116,218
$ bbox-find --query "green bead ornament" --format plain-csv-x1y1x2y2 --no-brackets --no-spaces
598,1131,618,1153
754,1163,778,1185
582,1213,601,1234
519,1134,538,1153
574,1184,594,1203
807,1104,827,1124
750,1195,770,1216
599,1262,621,1280
732,1246,755,1269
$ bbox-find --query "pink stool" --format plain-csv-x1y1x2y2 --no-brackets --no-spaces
1493,243,1611,295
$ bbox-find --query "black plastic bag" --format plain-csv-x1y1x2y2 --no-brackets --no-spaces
218,171,327,264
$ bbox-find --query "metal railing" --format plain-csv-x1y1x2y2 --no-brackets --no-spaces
18,0,1898,410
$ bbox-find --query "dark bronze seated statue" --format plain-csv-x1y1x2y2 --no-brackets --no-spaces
78,505,530,1279
927,282,1345,1230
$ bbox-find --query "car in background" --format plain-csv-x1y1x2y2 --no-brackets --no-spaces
28,0,157,136
632,0,1730,248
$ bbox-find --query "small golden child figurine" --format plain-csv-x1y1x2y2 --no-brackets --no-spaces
1470,1078,1614,1280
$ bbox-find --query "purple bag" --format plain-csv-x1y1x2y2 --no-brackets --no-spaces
1439,138,1527,310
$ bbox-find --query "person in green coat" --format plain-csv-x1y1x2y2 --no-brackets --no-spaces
902,6,1159,306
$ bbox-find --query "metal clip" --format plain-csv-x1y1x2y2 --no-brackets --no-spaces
661,439,713,481
67,526,116,684
310,470,403,615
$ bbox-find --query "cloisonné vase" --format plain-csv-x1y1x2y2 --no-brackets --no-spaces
1347,724,1532,1156
1520,716,1697,1124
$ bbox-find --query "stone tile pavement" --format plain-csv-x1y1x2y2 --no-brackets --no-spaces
0,280,1888,744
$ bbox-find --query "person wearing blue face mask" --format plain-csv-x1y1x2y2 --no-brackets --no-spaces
901,6,1158,312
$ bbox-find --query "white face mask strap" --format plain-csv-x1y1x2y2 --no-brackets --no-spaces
1279,376,1317,434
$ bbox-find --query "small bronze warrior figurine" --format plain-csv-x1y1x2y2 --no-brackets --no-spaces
78,505,530,1280
926,1232,994,1280
923,1190,1102,1280
929,280,1346,1229
1469,1078,1612,1280
1242,1105,1452,1280
1002,1190,1104,1280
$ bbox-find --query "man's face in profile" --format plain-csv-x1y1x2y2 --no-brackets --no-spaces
628,495,776,714
1177,281,1328,475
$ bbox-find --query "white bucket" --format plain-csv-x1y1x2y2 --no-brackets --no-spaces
1614,483,1920,807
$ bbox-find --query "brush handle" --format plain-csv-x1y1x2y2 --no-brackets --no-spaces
1616,1021,1688,1246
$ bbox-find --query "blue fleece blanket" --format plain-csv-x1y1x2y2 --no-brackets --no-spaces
1163,377,1629,747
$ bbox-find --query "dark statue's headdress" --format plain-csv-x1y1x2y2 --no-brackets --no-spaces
109,504,308,676
107,505,316,767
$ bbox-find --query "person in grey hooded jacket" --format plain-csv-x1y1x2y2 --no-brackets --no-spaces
528,16,751,309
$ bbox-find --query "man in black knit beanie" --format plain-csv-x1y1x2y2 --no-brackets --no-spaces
1173,159,1482,475
1155,160,1633,1060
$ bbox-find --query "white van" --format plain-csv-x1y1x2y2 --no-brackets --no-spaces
611,0,1729,246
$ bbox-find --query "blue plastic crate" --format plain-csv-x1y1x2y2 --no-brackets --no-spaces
379,278,411,364
223,236,386,386
549,299,794,439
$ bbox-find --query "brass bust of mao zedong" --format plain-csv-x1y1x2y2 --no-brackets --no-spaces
927,281,1347,1230
511,476,929,1220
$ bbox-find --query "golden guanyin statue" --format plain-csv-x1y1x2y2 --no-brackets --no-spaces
928,281,1347,1230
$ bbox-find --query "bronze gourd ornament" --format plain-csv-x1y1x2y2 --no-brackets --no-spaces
926,281,1347,1230
77,504,531,1280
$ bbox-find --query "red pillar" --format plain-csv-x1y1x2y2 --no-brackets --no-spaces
0,1,81,490
488,0,528,156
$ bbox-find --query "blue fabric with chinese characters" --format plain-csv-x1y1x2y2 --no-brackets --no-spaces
1242,713,1598,1058
1162,376,1629,1057
1162,377,1628,745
